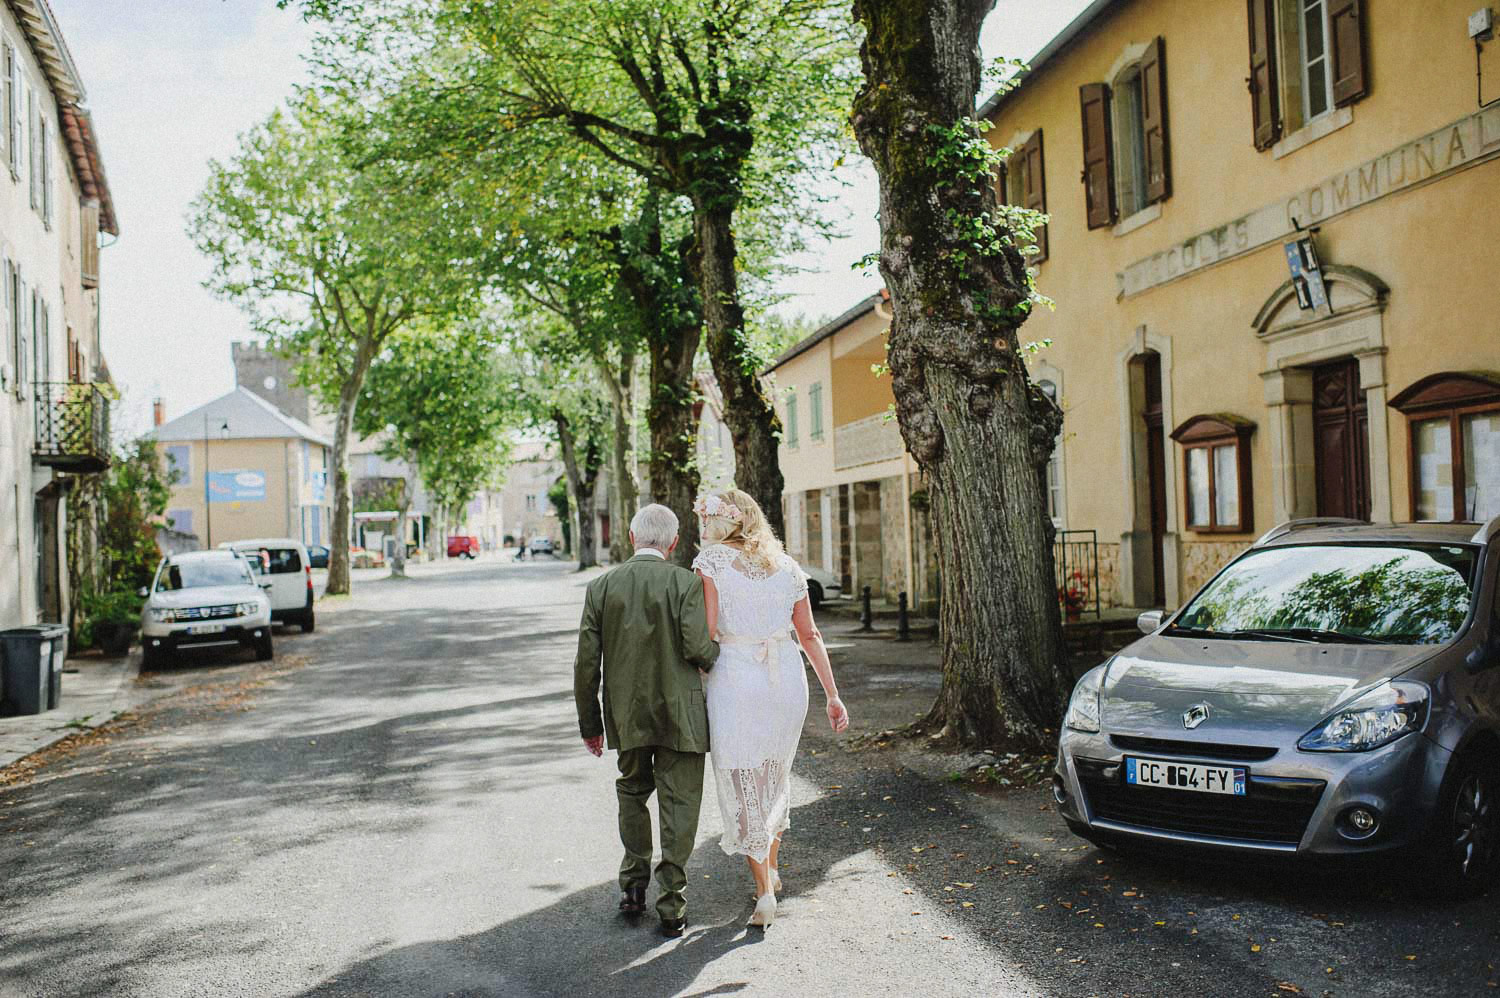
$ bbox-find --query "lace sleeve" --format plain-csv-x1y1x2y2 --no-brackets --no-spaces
691,544,737,582
783,555,810,608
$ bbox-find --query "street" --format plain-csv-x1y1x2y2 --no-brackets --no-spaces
2,560,1498,997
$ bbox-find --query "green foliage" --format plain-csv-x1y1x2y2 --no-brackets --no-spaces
78,438,176,648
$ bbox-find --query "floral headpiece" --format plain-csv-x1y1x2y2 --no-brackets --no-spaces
693,494,744,522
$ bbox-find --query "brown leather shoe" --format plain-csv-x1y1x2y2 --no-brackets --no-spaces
659,915,686,938
619,885,646,916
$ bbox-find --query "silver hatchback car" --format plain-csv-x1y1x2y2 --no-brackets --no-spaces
1055,516,1500,894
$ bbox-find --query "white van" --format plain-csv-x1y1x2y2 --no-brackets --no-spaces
219,538,316,632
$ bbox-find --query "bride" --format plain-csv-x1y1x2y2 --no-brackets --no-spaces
692,488,849,929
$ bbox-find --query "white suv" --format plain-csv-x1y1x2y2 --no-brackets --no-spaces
140,549,273,667
220,538,316,632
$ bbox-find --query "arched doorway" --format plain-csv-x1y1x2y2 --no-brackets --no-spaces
1117,330,1177,610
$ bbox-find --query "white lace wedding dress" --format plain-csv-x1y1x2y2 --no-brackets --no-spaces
692,543,811,862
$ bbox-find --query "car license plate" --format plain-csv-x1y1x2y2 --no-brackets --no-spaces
187,623,225,636
1125,756,1246,796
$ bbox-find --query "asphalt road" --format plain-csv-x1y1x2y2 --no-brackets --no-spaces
1,558,1497,997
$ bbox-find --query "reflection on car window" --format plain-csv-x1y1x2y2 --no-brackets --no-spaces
1174,544,1477,645
157,558,255,591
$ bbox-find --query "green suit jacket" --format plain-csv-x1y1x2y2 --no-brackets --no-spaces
575,553,720,754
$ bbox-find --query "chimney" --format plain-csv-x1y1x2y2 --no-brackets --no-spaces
152,398,165,426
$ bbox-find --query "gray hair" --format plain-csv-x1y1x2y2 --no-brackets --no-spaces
629,503,679,551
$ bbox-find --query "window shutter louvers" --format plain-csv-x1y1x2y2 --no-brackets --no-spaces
1329,0,1367,106
1141,36,1170,204
1021,130,1048,261
1247,0,1281,150
1079,82,1115,230
26,88,36,210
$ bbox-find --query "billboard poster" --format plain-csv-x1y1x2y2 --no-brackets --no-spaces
207,469,267,503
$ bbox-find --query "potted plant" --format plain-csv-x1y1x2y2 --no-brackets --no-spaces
84,588,142,657
1058,571,1091,623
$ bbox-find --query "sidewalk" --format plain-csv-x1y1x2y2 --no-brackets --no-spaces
0,651,140,772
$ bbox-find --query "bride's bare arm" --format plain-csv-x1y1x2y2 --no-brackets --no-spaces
792,597,849,733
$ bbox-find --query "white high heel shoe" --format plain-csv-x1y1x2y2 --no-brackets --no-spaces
748,891,777,928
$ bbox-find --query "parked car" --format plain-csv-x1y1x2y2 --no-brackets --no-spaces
1054,516,1500,895
448,535,480,559
140,549,273,667
800,563,842,610
220,538,315,632
529,537,555,556
306,544,330,569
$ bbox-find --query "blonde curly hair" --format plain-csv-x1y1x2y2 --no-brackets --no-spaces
696,488,785,566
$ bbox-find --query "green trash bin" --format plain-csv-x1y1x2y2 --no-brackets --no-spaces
0,626,61,716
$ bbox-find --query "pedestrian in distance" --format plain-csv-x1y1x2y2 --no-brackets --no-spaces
692,489,849,929
574,504,720,938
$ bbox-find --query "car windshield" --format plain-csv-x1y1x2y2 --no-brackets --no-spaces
156,558,254,591
1172,543,1478,645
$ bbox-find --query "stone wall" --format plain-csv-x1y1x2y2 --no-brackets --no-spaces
1180,540,1250,597
878,476,907,603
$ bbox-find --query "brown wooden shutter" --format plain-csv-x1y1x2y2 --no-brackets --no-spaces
1247,0,1281,150
1079,82,1115,230
1141,37,1170,204
1022,130,1047,261
1329,0,1367,106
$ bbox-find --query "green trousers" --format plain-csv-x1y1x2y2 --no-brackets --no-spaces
616,745,705,921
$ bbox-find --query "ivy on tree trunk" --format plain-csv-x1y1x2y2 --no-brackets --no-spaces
851,0,1069,749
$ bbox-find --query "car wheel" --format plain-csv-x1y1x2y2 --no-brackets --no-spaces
808,580,824,611
300,609,316,634
255,631,275,661
1428,750,1500,897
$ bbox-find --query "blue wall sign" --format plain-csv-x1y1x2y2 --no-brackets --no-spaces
207,469,267,503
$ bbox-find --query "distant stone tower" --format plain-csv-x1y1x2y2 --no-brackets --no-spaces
231,342,311,422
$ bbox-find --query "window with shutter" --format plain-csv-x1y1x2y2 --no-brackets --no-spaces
1078,82,1115,230
81,201,100,288
39,115,49,227
1247,0,1282,149
1328,0,1366,106
14,276,26,400
1022,130,1048,261
1140,37,1170,204
27,86,36,211
3,46,15,179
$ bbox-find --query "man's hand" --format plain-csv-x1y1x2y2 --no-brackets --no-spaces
583,735,605,757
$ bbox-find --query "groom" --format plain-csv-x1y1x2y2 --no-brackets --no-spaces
574,503,719,937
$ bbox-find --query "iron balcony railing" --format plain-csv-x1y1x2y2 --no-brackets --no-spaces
33,381,110,473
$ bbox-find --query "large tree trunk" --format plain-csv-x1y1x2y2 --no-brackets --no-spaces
325,339,378,596
554,410,600,570
851,0,1069,749
596,353,638,564
388,464,414,578
614,198,702,567
691,197,786,539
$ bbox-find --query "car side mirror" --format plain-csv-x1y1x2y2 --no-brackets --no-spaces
137,586,149,599
1137,609,1166,634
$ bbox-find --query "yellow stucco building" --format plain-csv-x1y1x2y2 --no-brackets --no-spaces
770,0,1500,611
150,387,332,550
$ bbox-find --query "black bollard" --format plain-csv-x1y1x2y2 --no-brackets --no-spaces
897,591,910,642
860,586,873,631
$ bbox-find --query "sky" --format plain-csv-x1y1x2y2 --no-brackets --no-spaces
52,0,1092,437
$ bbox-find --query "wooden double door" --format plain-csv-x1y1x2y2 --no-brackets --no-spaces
1312,358,1371,521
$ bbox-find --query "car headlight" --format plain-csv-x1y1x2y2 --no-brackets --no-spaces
148,607,177,623
1297,681,1429,752
235,602,261,617
1064,666,1106,734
